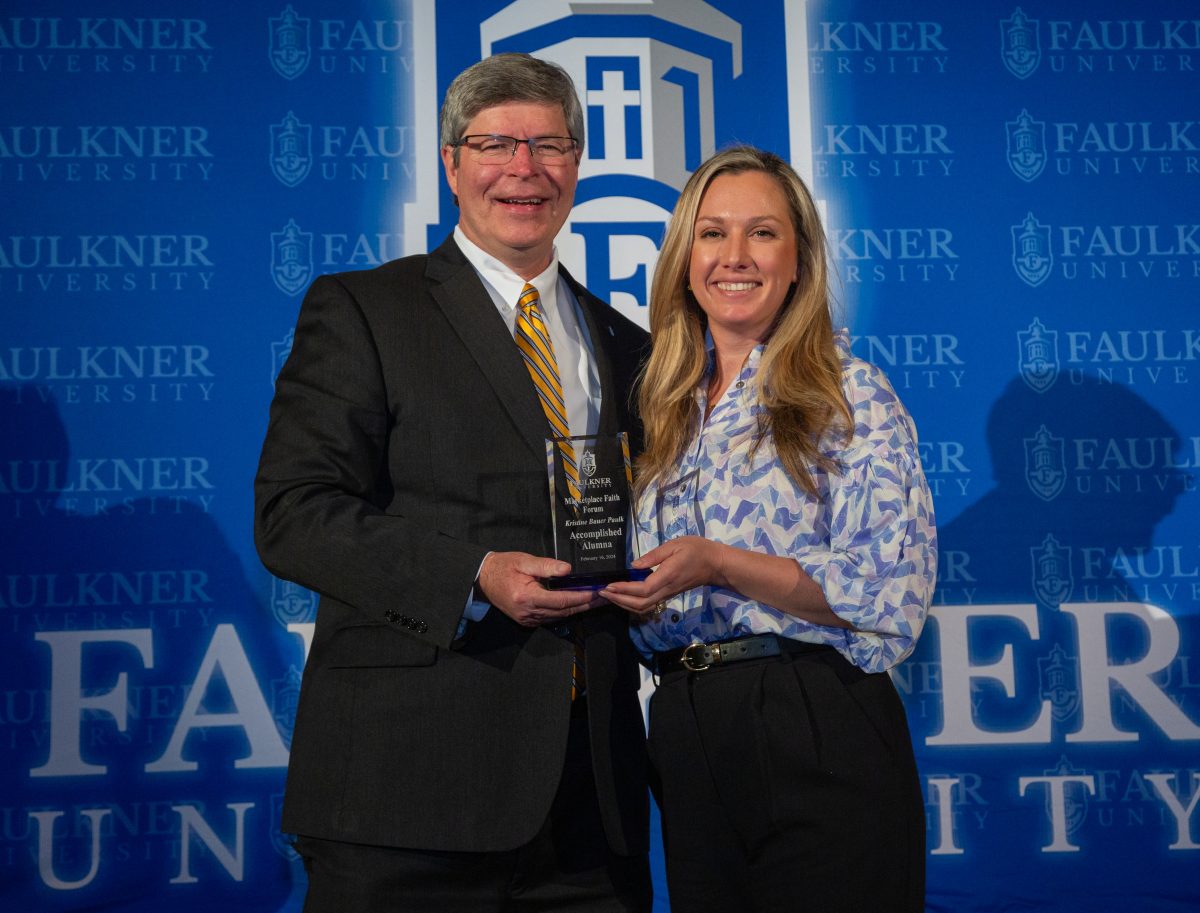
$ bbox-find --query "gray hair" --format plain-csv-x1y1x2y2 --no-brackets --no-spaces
440,53,585,164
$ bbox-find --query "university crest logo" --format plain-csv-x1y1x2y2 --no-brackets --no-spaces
271,218,314,296
1018,317,1059,393
1024,424,1066,501
1031,533,1073,606
1038,643,1080,722
409,0,815,327
1000,8,1040,79
271,574,317,625
269,5,311,80
1012,212,1053,287
270,111,312,187
1042,756,1091,835
1006,109,1046,182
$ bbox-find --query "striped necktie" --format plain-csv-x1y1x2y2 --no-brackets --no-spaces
514,283,582,504
513,282,585,700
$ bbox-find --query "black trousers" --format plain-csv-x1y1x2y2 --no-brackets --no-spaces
294,707,651,913
648,643,925,913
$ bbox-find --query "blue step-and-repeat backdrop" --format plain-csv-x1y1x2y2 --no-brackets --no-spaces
3,2,1198,910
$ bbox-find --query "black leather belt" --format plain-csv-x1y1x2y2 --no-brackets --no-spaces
655,633,829,674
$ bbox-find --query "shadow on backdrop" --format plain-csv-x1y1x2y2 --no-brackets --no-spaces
1,385,300,912
901,374,1197,913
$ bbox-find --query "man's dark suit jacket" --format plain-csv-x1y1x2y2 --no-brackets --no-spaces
254,235,650,856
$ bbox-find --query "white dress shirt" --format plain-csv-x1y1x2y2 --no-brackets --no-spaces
454,226,600,440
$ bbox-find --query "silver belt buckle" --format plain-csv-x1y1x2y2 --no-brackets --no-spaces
680,642,712,672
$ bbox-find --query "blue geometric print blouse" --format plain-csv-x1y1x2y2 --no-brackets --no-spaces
630,331,937,674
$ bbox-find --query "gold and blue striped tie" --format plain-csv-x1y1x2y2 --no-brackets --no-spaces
514,283,585,699
514,283,582,504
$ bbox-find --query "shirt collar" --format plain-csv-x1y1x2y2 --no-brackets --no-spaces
701,328,766,378
698,333,766,414
454,225,559,309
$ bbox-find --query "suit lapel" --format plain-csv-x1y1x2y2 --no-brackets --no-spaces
425,238,549,459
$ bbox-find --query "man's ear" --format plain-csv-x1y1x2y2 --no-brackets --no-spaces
441,145,459,199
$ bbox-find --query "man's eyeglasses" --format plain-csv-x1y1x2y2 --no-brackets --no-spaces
450,134,579,163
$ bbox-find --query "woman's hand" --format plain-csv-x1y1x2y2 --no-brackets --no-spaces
600,536,727,616
603,537,851,629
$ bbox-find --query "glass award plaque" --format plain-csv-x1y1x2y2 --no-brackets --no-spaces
542,431,650,590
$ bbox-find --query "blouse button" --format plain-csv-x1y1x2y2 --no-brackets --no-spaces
736,381,744,388
671,613,681,622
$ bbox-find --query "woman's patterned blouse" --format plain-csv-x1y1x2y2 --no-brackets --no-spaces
631,330,937,674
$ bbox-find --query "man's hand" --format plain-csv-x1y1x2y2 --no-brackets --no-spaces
477,552,600,627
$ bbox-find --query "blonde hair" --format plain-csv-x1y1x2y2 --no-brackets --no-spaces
636,146,851,497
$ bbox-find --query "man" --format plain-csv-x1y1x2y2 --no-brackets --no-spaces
255,53,651,912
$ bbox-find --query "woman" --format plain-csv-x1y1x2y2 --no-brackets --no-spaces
601,147,936,913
